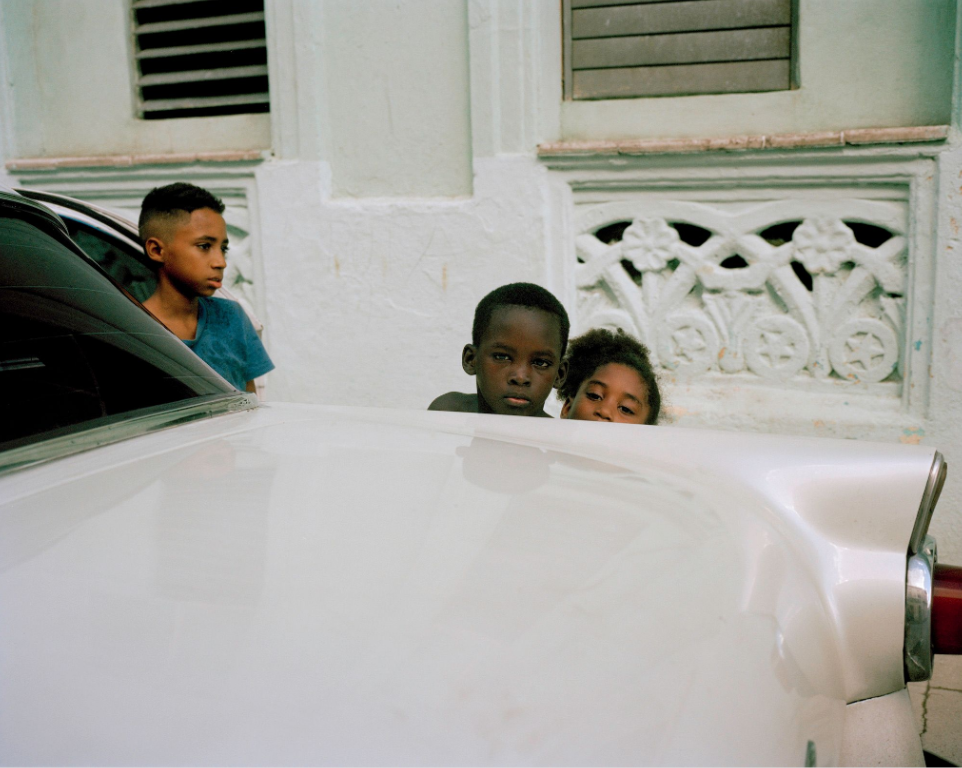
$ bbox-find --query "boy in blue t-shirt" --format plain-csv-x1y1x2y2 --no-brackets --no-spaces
139,182,274,392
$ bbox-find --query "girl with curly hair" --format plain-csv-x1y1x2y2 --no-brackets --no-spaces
558,328,660,425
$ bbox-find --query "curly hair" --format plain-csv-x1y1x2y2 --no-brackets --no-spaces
558,328,660,424
139,182,226,242
472,283,570,357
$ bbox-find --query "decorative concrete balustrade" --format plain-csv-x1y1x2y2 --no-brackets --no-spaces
574,200,907,392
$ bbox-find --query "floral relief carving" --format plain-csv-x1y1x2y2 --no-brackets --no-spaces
621,218,680,272
792,217,855,274
574,201,908,389
222,207,257,311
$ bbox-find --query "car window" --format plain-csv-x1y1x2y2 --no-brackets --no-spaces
0,211,235,451
64,220,157,303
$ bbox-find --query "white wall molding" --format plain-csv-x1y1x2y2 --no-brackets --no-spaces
264,0,329,163
0,0,17,186
539,125,950,159
952,0,962,130
467,0,561,159
7,151,265,171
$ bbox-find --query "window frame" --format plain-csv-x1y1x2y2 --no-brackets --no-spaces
562,0,799,102
129,0,270,120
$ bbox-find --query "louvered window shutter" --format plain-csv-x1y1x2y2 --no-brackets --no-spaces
564,0,794,100
131,0,270,119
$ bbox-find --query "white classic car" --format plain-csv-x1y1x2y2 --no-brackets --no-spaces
1,188,960,766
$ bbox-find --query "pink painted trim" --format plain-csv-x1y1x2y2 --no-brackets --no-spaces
6,149,266,171
538,125,949,158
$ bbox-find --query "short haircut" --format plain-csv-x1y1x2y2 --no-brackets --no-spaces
472,282,570,356
138,182,225,242
557,327,661,424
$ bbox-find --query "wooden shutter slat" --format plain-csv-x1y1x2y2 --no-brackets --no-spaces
573,26,789,69
572,0,708,7
572,0,791,39
132,0,209,8
135,12,265,36
136,39,265,60
140,92,270,113
573,58,790,99
139,65,268,87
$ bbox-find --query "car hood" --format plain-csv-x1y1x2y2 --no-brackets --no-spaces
0,404,935,766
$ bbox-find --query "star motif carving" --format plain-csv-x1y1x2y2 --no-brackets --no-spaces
845,332,885,371
671,326,707,363
758,330,796,367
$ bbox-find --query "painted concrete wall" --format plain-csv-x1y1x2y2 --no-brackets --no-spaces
925,82,962,568
562,0,957,141
926,193,962,565
323,0,473,198
255,157,566,410
1,0,270,157
252,0,565,410
0,1,15,188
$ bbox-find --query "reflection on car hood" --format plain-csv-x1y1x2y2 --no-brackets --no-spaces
0,404,935,765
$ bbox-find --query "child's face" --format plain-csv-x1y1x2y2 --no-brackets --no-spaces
147,208,229,299
463,306,566,417
561,362,651,424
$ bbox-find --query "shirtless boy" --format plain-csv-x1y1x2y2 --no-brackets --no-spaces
429,282,569,417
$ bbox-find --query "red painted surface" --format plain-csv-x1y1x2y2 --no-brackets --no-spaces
933,564,962,655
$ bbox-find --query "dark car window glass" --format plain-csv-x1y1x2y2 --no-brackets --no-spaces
64,220,157,303
1,214,234,449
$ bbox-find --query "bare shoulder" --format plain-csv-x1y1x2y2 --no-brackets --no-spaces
428,392,479,413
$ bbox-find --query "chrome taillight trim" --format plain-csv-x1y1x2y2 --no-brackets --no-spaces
909,452,947,556
905,535,937,682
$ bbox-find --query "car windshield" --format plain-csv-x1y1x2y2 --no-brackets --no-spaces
0,200,237,456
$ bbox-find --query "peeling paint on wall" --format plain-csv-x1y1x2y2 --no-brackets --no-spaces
900,427,925,445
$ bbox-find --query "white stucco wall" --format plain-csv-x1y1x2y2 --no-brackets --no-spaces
252,0,565,406
323,0,473,197
256,156,566,406
925,124,962,565
562,0,956,141
0,0,15,187
1,0,270,157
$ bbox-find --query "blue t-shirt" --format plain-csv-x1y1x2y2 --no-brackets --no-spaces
183,297,274,391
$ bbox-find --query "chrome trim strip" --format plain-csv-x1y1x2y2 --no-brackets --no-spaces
0,393,258,475
909,451,947,555
905,535,937,682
